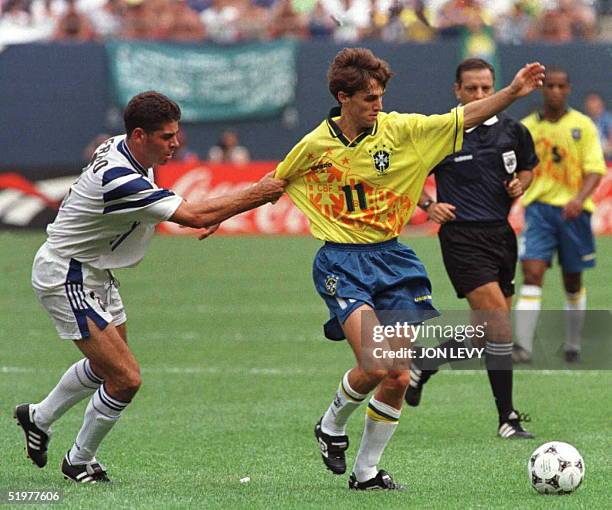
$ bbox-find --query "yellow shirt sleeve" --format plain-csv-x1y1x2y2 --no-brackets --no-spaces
274,136,312,180
401,106,465,173
581,119,606,176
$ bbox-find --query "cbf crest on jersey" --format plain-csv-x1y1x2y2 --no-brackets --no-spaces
368,144,392,176
502,150,517,174
572,128,582,140
325,275,339,296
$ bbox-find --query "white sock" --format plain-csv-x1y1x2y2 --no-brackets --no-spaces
321,370,367,436
514,285,542,354
69,384,129,465
32,359,103,433
564,288,586,352
353,397,400,482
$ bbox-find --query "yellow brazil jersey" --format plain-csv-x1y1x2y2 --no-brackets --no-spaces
275,107,464,243
521,109,606,212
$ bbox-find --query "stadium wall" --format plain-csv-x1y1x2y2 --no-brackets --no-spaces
0,41,610,167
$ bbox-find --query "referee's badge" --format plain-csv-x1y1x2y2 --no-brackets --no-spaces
325,275,339,296
502,150,517,174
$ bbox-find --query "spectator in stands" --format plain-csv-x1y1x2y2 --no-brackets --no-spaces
268,0,308,39
324,0,371,43
168,0,206,41
436,0,492,39
120,0,157,39
526,3,573,42
200,0,242,43
307,0,335,39
238,0,269,40
208,129,250,164
53,0,96,41
0,0,49,45
88,0,123,39
494,1,533,45
584,92,612,160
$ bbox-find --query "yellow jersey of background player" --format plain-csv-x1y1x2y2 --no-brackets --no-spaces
275,107,463,243
521,108,605,213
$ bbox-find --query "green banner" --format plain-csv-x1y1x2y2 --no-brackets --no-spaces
105,41,298,122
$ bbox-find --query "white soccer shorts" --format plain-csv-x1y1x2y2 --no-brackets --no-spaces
31,243,127,340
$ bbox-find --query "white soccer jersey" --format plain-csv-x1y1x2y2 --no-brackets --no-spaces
45,135,183,270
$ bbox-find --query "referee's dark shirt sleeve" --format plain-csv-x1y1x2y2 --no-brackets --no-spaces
516,122,538,171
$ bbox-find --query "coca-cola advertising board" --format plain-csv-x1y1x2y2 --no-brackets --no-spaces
155,161,612,236
1,161,611,234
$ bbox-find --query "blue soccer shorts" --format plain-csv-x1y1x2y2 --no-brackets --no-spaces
312,238,439,340
520,202,596,273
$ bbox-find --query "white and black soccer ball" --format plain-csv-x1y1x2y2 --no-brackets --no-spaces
528,441,585,494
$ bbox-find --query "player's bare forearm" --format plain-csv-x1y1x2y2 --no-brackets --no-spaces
463,63,545,129
169,174,286,228
575,173,602,203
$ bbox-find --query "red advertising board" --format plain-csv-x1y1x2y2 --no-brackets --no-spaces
156,161,612,236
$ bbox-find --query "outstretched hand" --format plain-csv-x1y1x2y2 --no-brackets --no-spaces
508,62,546,98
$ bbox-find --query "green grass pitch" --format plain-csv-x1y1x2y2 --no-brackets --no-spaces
1,232,610,509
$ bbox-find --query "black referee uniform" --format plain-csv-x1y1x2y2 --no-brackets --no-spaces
433,112,538,298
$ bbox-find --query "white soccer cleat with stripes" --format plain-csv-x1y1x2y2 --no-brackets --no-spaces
14,403,51,468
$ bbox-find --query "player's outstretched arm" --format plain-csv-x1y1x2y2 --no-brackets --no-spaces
169,172,287,229
464,63,545,129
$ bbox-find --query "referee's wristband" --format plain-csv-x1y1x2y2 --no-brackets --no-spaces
420,199,435,211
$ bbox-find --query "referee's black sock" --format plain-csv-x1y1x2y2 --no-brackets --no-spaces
484,341,514,420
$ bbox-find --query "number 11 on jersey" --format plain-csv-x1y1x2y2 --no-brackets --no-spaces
342,183,368,212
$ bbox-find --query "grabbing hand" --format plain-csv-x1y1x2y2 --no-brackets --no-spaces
508,62,545,98
428,202,456,224
505,177,523,198
257,171,287,203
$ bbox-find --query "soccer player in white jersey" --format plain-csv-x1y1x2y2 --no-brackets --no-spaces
14,91,285,483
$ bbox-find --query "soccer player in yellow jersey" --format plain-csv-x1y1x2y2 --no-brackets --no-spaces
275,48,544,490
514,68,606,364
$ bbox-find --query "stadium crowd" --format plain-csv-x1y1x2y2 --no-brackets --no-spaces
0,0,608,45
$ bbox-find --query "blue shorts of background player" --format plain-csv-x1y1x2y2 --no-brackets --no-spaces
312,238,439,341
520,202,596,272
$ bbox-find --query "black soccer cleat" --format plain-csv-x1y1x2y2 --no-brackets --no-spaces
14,403,50,468
404,362,438,407
498,410,534,439
564,349,580,363
348,470,406,491
61,451,110,483
314,418,349,475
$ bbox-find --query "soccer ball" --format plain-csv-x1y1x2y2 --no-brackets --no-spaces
528,441,585,494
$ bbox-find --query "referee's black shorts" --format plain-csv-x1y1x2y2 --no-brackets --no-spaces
438,221,517,299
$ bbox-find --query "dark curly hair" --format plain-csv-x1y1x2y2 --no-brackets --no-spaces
123,91,181,136
328,48,393,102
455,58,496,85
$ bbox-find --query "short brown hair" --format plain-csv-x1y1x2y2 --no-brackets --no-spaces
124,91,181,137
455,58,495,85
328,48,393,102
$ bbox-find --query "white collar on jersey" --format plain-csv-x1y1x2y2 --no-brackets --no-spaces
459,104,499,133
